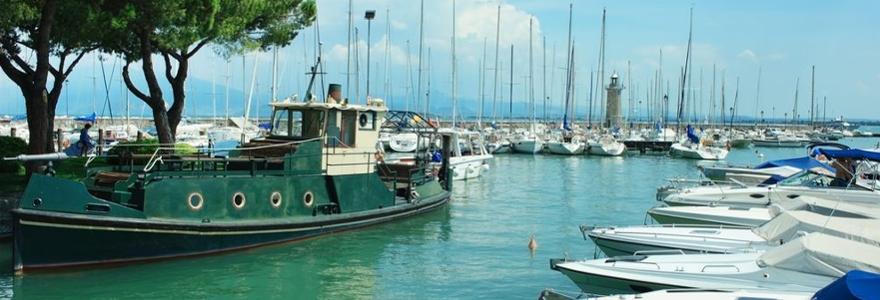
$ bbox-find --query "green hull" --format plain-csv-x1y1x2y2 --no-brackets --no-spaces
13,188,448,271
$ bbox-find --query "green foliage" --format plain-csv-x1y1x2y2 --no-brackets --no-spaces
108,139,198,156
0,136,28,173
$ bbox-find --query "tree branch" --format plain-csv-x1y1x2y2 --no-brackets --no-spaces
185,38,211,58
63,49,90,78
0,51,28,87
122,62,150,102
162,52,175,82
11,54,35,75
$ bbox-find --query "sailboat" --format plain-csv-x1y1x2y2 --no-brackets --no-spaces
511,19,544,154
668,9,727,160
546,6,584,156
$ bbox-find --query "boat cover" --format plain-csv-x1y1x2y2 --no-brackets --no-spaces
755,156,835,173
753,210,880,247
816,148,880,162
74,112,97,123
758,233,880,277
813,270,880,300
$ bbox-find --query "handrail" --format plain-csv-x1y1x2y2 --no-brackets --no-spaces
633,249,686,256
701,264,741,272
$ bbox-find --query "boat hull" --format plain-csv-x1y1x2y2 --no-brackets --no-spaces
555,262,686,295
512,140,544,154
13,191,450,271
546,142,585,155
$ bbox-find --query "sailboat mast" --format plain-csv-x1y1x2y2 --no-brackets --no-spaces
417,0,425,115
529,18,535,128
225,60,230,123
451,0,457,128
598,8,606,127
677,7,693,132
492,5,501,124
346,0,352,98
793,77,799,124
272,47,278,102
810,65,815,127
542,36,547,124
479,38,487,128
754,66,761,125
508,44,514,124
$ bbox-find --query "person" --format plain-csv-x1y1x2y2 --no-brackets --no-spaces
79,123,94,155
830,157,854,187
326,83,343,104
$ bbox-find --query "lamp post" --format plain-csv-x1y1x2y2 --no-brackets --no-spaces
365,10,376,100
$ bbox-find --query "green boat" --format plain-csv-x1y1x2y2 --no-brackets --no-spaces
12,98,452,272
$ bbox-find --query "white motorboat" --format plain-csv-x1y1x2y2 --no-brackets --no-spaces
587,135,625,156
648,195,880,227
388,132,432,153
698,156,832,185
752,130,809,148
546,134,585,155
441,130,493,181
586,210,880,257
660,170,880,208
552,233,880,295
538,288,812,300
670,140,728,160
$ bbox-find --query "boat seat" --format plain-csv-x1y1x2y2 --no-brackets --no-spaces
95,171,131,185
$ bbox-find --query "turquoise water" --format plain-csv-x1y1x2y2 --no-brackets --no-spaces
1,136,878,299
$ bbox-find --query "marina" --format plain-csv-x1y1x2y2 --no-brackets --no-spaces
0,0,879,299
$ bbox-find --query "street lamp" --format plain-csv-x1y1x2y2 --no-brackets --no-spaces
364,10,376,100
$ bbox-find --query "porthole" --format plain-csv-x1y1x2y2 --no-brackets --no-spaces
232,192,246,209
188,193,204,210
303,191,315,207
270,192,282,208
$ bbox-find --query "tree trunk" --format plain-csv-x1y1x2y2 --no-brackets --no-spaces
151,105,174,145
165,52,189,138
24,89,50,173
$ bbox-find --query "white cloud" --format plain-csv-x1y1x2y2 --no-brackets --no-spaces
391,19,407,30
737,49,758,62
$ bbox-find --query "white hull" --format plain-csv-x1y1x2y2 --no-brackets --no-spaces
587,141,626,156
449,155,493,180
648,205,773,227
512,139,544,154
752,139,806,148
670,143,728,160
546,142,585,155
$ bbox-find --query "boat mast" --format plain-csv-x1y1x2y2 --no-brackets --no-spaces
385,8,392,105
492,4,501,125
417,0,425,115
346,0,352,98
405,40,413,111
563,3,573,130
731,76,739,129
542,36,547,125
508,44,514,124
793,77,799,124
810,65,815,128
529,17,535,131
225,60,230,123
451,0,457,128
677,7,693,134
754,66,761,126
479,38,487,129
598,8,606,127
426,48,431,117
242,55,259,144
272,46,278,102
588,70,594,126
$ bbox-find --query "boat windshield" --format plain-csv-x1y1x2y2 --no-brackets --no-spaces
271,109,325,140
778,171,872,190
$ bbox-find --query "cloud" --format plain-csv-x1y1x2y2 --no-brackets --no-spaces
390,19,407,30
737,49,758,62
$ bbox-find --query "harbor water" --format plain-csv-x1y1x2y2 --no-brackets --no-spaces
0,134,878,299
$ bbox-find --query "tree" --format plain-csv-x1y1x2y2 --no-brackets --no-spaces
0,0,104,171
105,0,316,144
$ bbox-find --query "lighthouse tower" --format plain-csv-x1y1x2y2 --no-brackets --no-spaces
605,73,625,128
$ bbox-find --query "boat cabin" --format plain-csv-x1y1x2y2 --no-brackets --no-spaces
268,100,387,175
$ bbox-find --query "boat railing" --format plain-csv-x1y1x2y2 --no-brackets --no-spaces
632,249,686,256
701,264,741,273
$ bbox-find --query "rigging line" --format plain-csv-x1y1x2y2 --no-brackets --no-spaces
99,56,118,121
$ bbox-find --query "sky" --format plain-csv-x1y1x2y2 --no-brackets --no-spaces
1,0,879,121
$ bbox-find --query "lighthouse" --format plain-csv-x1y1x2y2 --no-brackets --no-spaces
605,73,625,128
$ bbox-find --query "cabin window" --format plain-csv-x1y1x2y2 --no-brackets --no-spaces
272,109,324,139
340,111,357,146
358,112,376,131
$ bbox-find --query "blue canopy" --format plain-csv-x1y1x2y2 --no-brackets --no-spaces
11,114,27,121
755,156,835,173
686,124,700,144
813,270,880,300
74,112,97,123
816,148,880,162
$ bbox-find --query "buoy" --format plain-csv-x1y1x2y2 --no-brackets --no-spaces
528,234,538,251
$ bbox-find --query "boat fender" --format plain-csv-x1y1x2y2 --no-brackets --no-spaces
373,151,384,162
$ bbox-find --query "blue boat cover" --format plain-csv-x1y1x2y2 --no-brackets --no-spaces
813,270,880,300
74,112,97,123
755,156,835,173
686,125,700,144
816,148,880,162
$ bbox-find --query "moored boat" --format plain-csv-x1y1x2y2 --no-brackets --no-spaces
12,98,453,272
